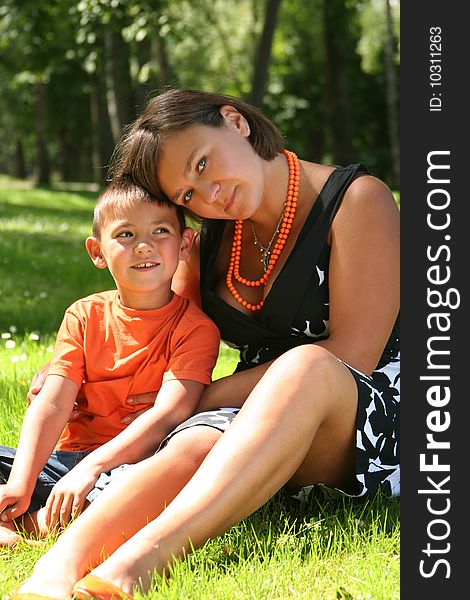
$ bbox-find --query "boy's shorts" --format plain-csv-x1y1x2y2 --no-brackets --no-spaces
87,408,241,502
0,409,241,510
0,446,90,514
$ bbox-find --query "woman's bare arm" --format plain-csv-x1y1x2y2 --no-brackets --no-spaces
317,175,400,374
171,231,201,305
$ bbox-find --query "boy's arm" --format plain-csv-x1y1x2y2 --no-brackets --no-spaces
44,379,205,526
45,310,220,526
0,375,78,522
85,378,204,468
97,308,219,466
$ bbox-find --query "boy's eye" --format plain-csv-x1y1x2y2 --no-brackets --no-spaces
183,190,193,205
197,157,206,174
116,231,133,238
154,227,169,235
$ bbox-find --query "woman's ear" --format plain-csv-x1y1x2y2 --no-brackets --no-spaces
179,227,195,261
85,236,108,269
219,105,250,137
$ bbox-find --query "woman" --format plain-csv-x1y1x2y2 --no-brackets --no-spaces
13,88,399,599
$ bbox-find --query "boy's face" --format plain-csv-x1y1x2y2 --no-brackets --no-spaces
86,201,193,309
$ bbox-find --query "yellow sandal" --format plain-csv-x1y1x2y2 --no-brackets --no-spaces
71,574,132,600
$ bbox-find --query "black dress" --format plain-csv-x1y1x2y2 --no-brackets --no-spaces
163,164,400,498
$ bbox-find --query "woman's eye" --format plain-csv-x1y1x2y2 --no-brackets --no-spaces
183,190,193,205
197,157,206,174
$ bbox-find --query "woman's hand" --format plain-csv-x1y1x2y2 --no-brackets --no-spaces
120,392,158,425
27,362,50,405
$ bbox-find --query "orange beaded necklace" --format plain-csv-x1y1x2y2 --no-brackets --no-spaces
226,149,300,311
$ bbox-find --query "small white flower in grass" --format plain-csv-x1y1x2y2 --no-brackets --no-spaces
29,332,40,341
5,340,15,349
11,355,19,363
9,325,17,333
21,353,27,361
1,332,12,339
39,291,48,299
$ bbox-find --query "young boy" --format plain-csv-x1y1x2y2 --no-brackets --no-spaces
0,175,220,546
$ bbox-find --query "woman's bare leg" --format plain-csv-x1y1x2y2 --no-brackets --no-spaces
19,345,359,597
16,426,222,597
90,345,359,594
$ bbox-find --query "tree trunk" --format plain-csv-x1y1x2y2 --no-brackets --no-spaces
104,25,136,141
134,31,174,112
307,121,325,164
322,0,355,165
152,31,174,87
89,72,115,186
249,0,283,108
134,37,156,111
384,0,400,187
58,126,75,182
13,138,26,179
35,83,50,187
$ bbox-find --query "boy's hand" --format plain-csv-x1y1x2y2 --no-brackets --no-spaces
121,392,157,424
44,466,99,528
0,481,31,523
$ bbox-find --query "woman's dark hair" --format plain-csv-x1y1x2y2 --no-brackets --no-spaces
108,88,285,207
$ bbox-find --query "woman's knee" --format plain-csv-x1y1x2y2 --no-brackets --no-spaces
267,345,357,419
162,427,222,469
274,344,341,385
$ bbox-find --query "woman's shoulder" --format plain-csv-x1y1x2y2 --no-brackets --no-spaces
345,169,392,194
341,172,397,213
301,160,385,198
332,171,399,237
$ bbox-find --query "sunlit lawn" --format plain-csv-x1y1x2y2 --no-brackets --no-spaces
0,177,399,599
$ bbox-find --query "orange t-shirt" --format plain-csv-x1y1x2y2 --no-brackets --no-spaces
48,291,220,451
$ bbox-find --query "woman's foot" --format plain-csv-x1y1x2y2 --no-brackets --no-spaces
14,578,71,599
9,589,64,600
72,574,132,599
14,554,79,599
87,535,161,598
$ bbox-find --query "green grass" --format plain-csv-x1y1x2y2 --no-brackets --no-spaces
0,178,400,599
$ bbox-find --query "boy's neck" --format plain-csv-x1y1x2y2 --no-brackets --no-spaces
116,286,174,310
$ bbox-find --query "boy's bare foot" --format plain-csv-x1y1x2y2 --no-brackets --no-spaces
0,522,46,548
0,523,22,547
26,507,51,537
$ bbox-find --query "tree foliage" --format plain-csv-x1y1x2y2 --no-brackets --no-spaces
0,0,400,188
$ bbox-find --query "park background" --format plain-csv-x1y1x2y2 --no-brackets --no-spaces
0,1,400,598
0,0,399,192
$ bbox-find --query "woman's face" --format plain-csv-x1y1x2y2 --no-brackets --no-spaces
157,107,266,221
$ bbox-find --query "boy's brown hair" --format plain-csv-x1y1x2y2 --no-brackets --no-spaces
93,174,186,239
